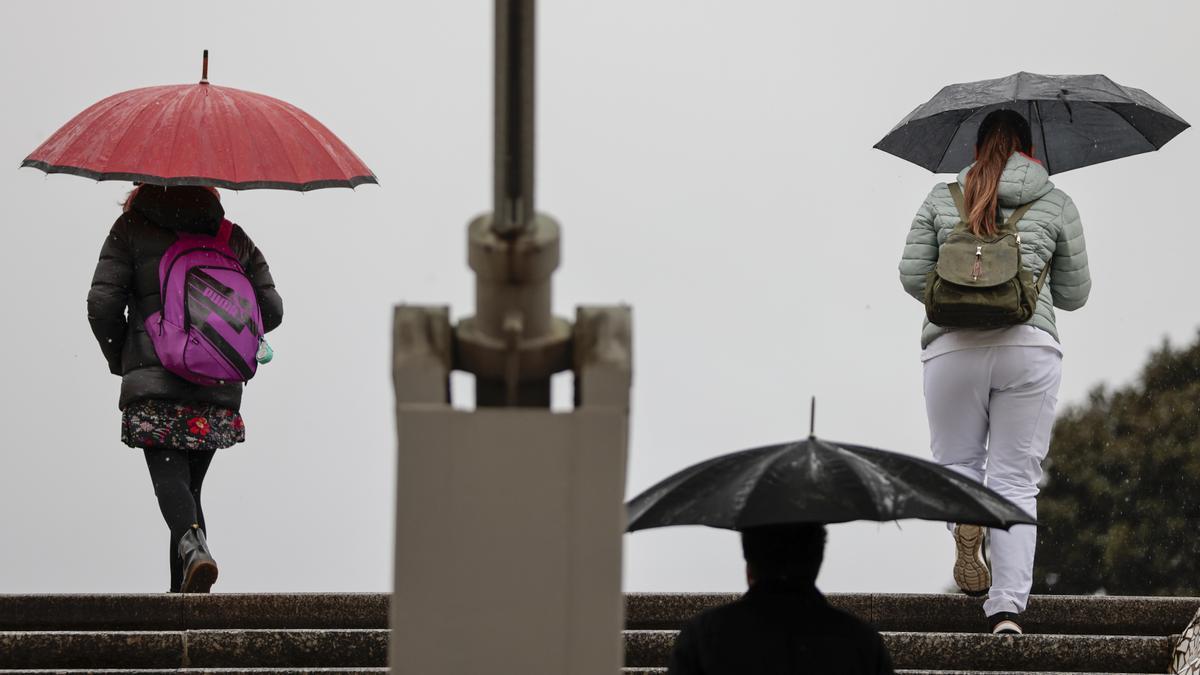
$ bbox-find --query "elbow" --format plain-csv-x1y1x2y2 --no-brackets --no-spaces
899,270,929,302
1055,297,1088,312
86,290,123,326
1052,284,1091,311
260,292,284,333
263,309,283,334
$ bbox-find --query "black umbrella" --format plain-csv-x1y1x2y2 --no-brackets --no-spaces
874,71,1189,175
626,435,1036,532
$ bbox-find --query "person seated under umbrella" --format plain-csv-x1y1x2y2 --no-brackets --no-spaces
668,523,894,675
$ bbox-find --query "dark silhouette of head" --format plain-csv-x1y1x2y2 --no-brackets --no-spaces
123,184,221,213
740,523,827,586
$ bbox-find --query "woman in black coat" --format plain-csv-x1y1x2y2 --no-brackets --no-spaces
87,185,283,592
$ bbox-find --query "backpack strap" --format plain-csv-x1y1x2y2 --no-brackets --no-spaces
947,182,968,225
217,219,234,244
1001,198,1050,292
1002,201,1037,231
1034,259,1051,293
949,182,1038,235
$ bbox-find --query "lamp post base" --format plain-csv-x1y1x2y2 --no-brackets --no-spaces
390,305,631,675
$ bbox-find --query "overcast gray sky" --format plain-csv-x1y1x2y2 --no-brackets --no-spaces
1,1,1197,595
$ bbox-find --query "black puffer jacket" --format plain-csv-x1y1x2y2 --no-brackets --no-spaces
87,186,283,410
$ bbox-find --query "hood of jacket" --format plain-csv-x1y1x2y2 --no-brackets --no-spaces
956,152,1054,207
130,185,225,234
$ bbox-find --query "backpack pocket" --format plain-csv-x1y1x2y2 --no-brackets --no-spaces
182,327,256,385
925,272,1035,328
935,232,1021,287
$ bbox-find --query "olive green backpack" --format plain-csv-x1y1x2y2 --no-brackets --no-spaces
923,182,1049,328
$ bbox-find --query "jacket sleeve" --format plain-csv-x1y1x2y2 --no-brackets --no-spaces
235,226,284,334
1049,195,1090,311
666,621,702,675
87,221,134,375
898,190,940,301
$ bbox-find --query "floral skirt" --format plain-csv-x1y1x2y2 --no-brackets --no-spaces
122,400,245,451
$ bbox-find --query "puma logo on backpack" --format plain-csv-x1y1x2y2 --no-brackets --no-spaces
923,182,1048,328
144,219,265,386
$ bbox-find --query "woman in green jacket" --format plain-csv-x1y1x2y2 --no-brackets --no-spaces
898,110,1091,634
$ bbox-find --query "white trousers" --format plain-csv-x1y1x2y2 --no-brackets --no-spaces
923,345,1062,615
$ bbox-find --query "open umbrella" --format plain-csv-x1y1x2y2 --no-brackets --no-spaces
21,51,375,191
874,71,1189,175
626,435,1036,532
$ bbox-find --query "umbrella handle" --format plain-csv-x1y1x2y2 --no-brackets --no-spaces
201,49,209,84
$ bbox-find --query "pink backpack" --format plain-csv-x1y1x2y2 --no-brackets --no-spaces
144,220,264,386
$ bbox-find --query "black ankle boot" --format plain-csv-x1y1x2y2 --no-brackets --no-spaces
178,524,219,593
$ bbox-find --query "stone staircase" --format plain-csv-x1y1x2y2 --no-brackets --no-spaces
0,592,1194,673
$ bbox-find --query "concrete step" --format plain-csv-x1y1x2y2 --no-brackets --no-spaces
624,667,1166,672
0,628,1176,672
0,670,1171,675
623,630,1174,673
0,594,388,631
0,671,388,674
627,592,1200,636
0,630,388,670
3,593,1195,637
0,669,1175,675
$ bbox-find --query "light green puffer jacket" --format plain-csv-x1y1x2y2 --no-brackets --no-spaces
899,152,1091,348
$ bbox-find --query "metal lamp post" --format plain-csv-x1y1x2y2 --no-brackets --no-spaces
390,1,632,672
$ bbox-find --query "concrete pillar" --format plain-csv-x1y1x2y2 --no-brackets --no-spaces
391,305,631,675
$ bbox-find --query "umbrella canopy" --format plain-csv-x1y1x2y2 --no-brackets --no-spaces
874,71,1189,175
22,53,376,191
626,436,1036,532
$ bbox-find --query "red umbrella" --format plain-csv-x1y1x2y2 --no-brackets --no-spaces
22,52,376,191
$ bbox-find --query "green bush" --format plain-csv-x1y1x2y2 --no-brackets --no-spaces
1034,333,1200,595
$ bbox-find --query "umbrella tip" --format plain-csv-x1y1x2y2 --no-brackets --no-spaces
201,49,209,84
809,396,816,438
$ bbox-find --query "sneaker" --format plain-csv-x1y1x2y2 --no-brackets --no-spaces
990,611,1023,635
952,524,990,596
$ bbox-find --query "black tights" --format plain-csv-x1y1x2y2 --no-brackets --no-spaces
143,449,216,592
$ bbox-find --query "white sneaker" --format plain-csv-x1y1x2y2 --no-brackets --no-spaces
953,524,990,596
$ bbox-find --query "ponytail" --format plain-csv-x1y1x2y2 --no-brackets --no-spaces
963,110,1033,237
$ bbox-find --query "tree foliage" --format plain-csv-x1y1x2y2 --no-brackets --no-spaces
1033,332,1200,596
